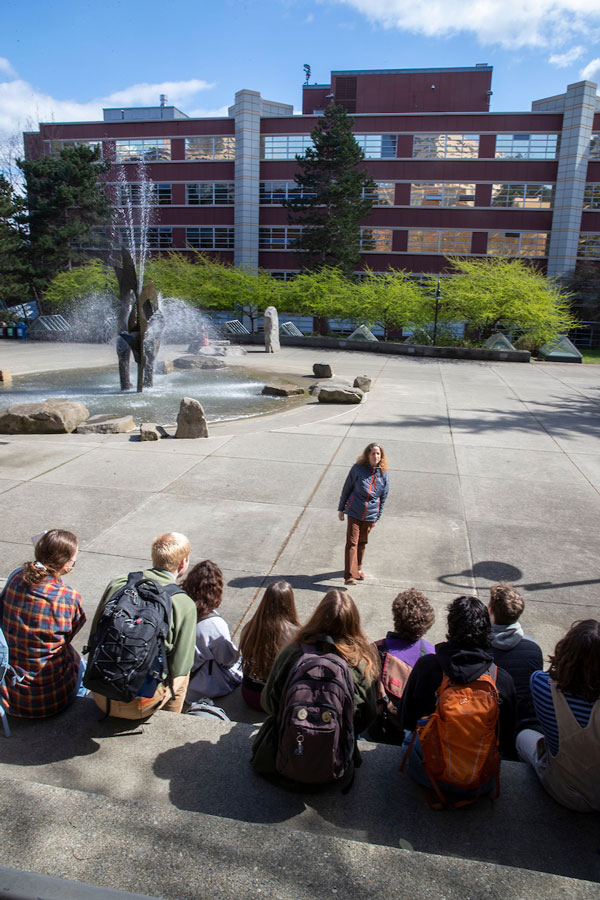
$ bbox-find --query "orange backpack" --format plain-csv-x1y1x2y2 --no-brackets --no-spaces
405,665,501,809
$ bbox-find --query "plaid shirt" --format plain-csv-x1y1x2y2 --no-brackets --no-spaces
0,569,86,717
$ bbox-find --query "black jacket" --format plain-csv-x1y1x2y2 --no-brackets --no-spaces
490,634,543,728
399,641,517,758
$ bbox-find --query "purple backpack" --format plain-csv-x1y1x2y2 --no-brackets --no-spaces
276,640,355,784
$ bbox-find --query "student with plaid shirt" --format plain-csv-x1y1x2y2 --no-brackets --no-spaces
0,530,86,718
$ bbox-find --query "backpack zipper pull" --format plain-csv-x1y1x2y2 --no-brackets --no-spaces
294,733,305,756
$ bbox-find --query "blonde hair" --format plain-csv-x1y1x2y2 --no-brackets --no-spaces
151,532,191,571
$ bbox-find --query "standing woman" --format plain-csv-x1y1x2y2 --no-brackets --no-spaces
239,581,300,710
0,529,86,718
338,442,389,585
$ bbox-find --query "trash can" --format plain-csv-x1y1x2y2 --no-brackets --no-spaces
6,325,16,339
15,322,28,340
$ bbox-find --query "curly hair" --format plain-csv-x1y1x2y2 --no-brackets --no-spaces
548,619,600,703
446,596,491,650
181,560,224,621
22,529,78,585
239,581,300,682
296,590,380,680
489,582,525,626
356,443,388,473
392,588,435,642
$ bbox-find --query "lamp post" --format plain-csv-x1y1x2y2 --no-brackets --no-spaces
432,279,441,345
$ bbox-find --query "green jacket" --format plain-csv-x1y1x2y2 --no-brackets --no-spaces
91,568,197,679
251,641,378,777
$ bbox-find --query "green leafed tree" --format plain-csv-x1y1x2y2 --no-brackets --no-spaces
18,145,113,294
437,257,576,345
357,269,427,340
44,259,118,309
284,103,376,333
0,174,32,305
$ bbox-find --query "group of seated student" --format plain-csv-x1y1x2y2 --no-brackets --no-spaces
0,529,598,813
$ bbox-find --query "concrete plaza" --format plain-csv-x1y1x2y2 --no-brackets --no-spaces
1,340,599,660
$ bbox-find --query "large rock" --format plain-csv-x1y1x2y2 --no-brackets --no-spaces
76,414,135,434
313,363,333,378
173,355,227,370
155,359,174,375
262,383,305,397
175,397,209,439
264,306,280,353
317,384,364,404
0,400,89,434
0,371,12,384
353,375,372,392
310,379,351,399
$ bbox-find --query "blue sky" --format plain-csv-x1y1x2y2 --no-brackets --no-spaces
1,0,599,145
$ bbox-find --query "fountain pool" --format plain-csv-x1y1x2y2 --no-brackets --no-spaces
0,363,307,425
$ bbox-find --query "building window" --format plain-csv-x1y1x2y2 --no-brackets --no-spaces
186,227,234,249
186,183,235,204
583,185,600,210
44,139,102,157
410,183,476,207
117,227,172,248
487,231,549,256
578,233,600,258
590,134,600,160
363,182,395,205
491,183,554,208
260,182,316,203
260,135,314,159
407,230,473,253
268,271,298,281
360,228,393,251
259,227,302,249
412,134,479,159
115,139,171,163
117,183,172,206
185,137,235,161
495,134,559,160
353,135,397,159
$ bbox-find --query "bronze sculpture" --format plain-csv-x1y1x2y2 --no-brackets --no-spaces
114,249,164,391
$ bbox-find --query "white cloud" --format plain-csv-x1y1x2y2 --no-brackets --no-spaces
333,0,600,49
549,45,584,66
580,57,600,80
0,57,17,77
0,67,217,143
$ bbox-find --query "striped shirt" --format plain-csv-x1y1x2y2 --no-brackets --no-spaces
530,670,594,756
0,569,86,717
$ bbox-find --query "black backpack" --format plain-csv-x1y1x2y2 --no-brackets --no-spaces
275,638,356,786
84,572,180,703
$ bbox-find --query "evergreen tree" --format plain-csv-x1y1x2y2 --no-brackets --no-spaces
18,145,113,293
0,174,32,305
284,103,376,276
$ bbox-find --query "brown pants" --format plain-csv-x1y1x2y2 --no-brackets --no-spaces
344,516,375,580
92,674,190,720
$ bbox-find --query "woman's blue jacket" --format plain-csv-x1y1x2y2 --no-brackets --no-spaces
338,464,389,522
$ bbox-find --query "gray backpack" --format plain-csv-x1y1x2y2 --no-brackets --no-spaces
276,639,355,785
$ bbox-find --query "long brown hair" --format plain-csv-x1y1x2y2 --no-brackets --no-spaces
181,560,224,621
296,589,380,680
548,619,600,703
356,442,388,473
23,529,78,585
239,581,300,682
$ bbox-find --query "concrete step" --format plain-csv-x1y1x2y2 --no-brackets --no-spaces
0,774,597,900
0,697,598,890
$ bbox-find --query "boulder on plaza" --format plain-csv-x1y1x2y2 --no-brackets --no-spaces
262,383,305,397
264,306,280,353
76,414,135,434
353,375,372,392
0,399,89,434
317,384,364,404
173,355,226,370
175,397,209,439
140,423,167,441
313,363,333,378
0,371,12,384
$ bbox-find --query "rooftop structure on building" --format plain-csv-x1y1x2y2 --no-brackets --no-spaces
23,65,600,277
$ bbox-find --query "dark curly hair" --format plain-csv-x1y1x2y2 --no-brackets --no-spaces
392,588,435,642
548,619,600,703
446,596,491,650
181,560,224,621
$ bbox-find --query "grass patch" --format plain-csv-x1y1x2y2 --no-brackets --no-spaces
580,349,600,364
